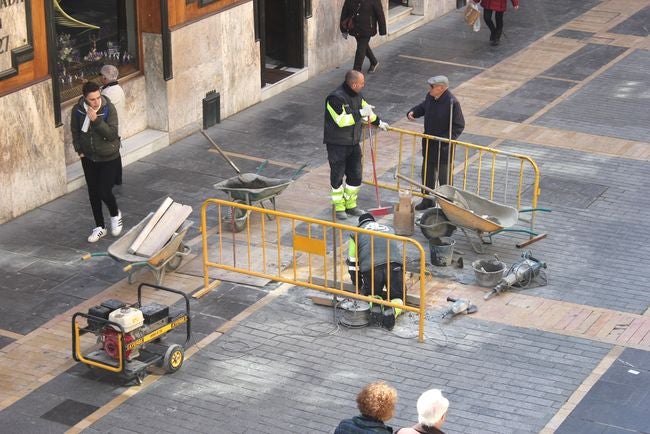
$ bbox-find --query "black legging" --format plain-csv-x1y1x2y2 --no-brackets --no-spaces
82,157,120,228
483,9,504,41
353,36,377,71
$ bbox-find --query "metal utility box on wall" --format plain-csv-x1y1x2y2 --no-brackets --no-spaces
203,90,220,129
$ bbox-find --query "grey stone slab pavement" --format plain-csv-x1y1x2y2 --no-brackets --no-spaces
88,288,612,434
479,77,576,123
541,43,627,82
1,0,649,432
557,348,650,433
608,5,650,36
535,49,650,143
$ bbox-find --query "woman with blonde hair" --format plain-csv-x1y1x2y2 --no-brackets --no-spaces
334,381,397,433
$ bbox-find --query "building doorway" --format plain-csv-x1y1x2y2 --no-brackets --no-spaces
257,0,304,87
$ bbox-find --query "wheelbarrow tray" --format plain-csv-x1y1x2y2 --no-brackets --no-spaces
435,185,518,233
213,173,293,203
108,212,193,267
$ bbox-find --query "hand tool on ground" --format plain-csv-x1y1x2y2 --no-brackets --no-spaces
366,120,392,217
441,296,478,318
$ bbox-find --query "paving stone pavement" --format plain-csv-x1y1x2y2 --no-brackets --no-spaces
87,289,613,434
1,0,650,433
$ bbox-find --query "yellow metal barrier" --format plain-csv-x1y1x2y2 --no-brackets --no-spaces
200,199,428,342
362,125,542,236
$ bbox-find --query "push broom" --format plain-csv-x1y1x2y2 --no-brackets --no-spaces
366,120,392,217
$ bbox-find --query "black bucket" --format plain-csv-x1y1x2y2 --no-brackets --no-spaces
429,237,455,266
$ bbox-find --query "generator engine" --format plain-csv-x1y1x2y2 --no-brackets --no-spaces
87,300,170,361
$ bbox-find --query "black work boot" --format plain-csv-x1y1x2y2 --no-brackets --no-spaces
346,207,365,217
382,307,396,331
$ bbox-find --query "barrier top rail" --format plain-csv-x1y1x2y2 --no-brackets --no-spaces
363,125,541,212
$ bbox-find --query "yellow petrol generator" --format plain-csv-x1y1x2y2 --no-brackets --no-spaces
72,283,191,385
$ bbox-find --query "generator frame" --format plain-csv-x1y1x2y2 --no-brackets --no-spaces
72,283,192,385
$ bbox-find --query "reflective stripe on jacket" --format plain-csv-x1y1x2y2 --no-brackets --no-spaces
324,83,377,147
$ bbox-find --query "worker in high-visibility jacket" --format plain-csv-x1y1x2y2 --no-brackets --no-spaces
324,70,389,221
348,213,404,330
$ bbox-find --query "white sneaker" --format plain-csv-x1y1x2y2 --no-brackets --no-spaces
110,210,123,237
88,226,107,243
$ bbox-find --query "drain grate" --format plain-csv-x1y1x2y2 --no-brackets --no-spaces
41,399,99,427
529,176,607,209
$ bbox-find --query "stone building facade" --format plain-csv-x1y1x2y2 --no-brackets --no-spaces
0,0,458,223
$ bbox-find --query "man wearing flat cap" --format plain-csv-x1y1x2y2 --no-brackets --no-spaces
407,76,465,210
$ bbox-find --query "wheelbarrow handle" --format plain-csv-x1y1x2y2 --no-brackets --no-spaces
396,173,454,203
124,262,148,273
82,252,108,260
291,163,308,180
255,160,269,174
201,130,241,174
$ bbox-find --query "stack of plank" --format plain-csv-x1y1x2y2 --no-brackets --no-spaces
128,197,193,257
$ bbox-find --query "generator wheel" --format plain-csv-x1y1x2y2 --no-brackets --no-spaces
164,344,184,373
419,208,456,239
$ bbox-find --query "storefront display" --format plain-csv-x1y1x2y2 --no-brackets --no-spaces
54,0,138,101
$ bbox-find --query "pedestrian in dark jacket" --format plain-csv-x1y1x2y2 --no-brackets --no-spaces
407,76,465,210
71,81,123,242
475,0,519,46
334,381,397,434
340,0,386,73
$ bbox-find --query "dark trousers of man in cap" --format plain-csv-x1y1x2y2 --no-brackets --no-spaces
407,75,465,210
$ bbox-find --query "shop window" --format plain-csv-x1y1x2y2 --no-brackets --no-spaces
55,0,138,101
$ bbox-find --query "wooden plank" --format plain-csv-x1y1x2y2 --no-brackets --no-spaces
136,203,193,257
129,197,173,254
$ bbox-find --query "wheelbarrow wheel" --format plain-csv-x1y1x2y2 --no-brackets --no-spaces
419,207,456,240
223,200,248,233
165,244,185,272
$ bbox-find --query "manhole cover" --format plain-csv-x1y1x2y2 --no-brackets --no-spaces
41,399,99,427
526,176,607,209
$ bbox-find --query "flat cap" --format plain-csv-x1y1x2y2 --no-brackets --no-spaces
427,75,449,87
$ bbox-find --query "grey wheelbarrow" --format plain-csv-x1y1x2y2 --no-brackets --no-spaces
397,174,550,253
82,212,193,284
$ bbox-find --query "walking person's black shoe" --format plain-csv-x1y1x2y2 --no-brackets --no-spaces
368,62,379,74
